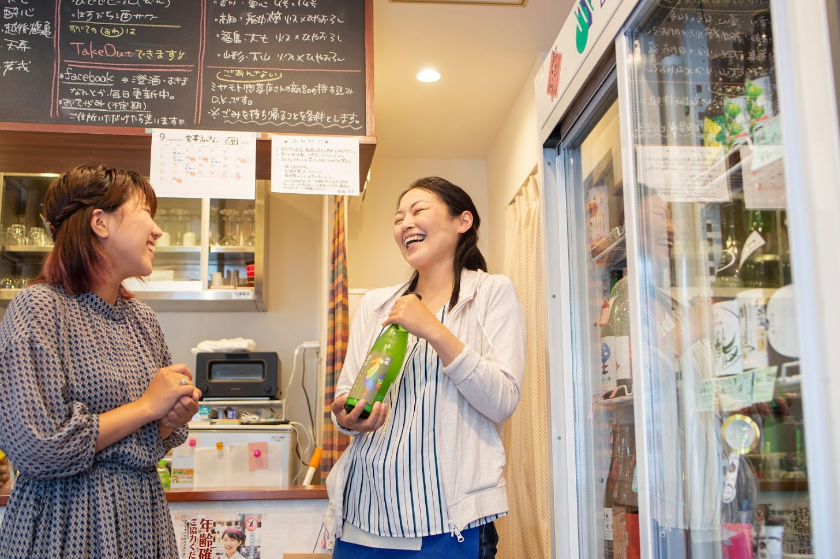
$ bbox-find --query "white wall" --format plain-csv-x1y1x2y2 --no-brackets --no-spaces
347,157,489,290
485,55,544,274
155,192,324,458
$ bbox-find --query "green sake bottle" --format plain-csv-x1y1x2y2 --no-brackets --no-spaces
344,294,419,419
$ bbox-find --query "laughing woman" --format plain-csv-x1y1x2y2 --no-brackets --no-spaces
326,177,526,558
0,164,200,558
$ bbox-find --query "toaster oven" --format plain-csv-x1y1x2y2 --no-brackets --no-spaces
194,352,280,399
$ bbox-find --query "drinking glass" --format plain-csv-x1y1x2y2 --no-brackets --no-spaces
28,227,48,247
218,209,241,247
7,224,26,246
243,208,256,247
169,208,190,246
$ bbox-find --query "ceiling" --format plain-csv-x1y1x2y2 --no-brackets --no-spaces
372,0,574,159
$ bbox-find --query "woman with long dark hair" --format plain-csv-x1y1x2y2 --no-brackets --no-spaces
326,177,526,558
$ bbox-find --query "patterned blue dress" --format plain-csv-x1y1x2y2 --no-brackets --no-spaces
0,284,188,558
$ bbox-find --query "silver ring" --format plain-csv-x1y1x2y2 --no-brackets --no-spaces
179,377,189,386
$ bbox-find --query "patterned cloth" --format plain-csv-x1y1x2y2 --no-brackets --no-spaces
322,195,350,480
0,283,188,558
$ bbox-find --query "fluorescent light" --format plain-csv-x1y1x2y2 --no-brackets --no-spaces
417,69,441,82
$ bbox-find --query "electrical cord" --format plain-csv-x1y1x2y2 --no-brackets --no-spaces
284,341,319,421
300,348,316,434
289,420,313,485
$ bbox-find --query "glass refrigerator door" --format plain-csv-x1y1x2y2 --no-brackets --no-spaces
556,84,641,558
619,1,813,557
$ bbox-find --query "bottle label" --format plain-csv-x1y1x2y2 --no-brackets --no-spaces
740,230,766,268
716,248,737,274
722,454,740,504
614,336,631,381
613,507,628,559
712,300,743,377
604,507,614,546
599,297,614,327
348,351,393,404
737,289,771,370
601,337,617,391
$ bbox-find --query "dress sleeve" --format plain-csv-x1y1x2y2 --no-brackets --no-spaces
441,275,526,423
0,294,98,480
148,312,190,453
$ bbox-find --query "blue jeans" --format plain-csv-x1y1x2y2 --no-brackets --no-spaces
333,522,498,559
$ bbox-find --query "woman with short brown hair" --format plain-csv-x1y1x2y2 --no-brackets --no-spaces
0,164,200,558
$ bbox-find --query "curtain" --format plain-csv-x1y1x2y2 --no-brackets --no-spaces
321,195,351,482
497,175,551,559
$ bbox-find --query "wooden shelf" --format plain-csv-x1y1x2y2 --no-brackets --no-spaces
164,485,327,502
1,486,327,507
757,478,809,492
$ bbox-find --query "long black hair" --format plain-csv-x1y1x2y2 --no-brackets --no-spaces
398,177,487,309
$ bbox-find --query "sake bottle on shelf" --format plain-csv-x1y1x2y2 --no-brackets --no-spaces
603,423,620,559
712,203,744,289
600,307,617,393
609,275,632,396
740,210,780,288
612,424,640,559
344,294,419,418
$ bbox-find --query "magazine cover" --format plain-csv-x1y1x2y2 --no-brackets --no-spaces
175,513,263,559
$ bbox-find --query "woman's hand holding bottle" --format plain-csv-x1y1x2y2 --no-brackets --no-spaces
385,293,464,367
332,394,388,433
383,293,437,339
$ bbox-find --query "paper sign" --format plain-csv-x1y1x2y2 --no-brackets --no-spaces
637,145,731,203
718,372,754,412
193,447,231,488
535,0,626,129
271,135,359,195
248,441,269,471
751,366,778,404
151,129,257,199
698,379,716,412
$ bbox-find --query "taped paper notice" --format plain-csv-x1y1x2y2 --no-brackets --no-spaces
637,145,731,203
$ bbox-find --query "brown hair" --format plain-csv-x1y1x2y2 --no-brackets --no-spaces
34,164,157,297
398,177,487,309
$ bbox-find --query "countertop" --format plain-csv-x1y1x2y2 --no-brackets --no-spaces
0,485,327,507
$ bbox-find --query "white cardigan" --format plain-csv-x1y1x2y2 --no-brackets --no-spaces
325,269,526,539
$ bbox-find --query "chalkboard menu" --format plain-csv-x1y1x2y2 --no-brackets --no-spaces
631,0,773,147
0,0,367,135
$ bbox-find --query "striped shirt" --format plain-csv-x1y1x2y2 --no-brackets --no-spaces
343,306,502,538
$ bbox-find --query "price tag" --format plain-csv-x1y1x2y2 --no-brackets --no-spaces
722,454,740,504
751,366,778,404
232,290,253,299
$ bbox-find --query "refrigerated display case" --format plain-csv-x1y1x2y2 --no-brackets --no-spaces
537,0,840,558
